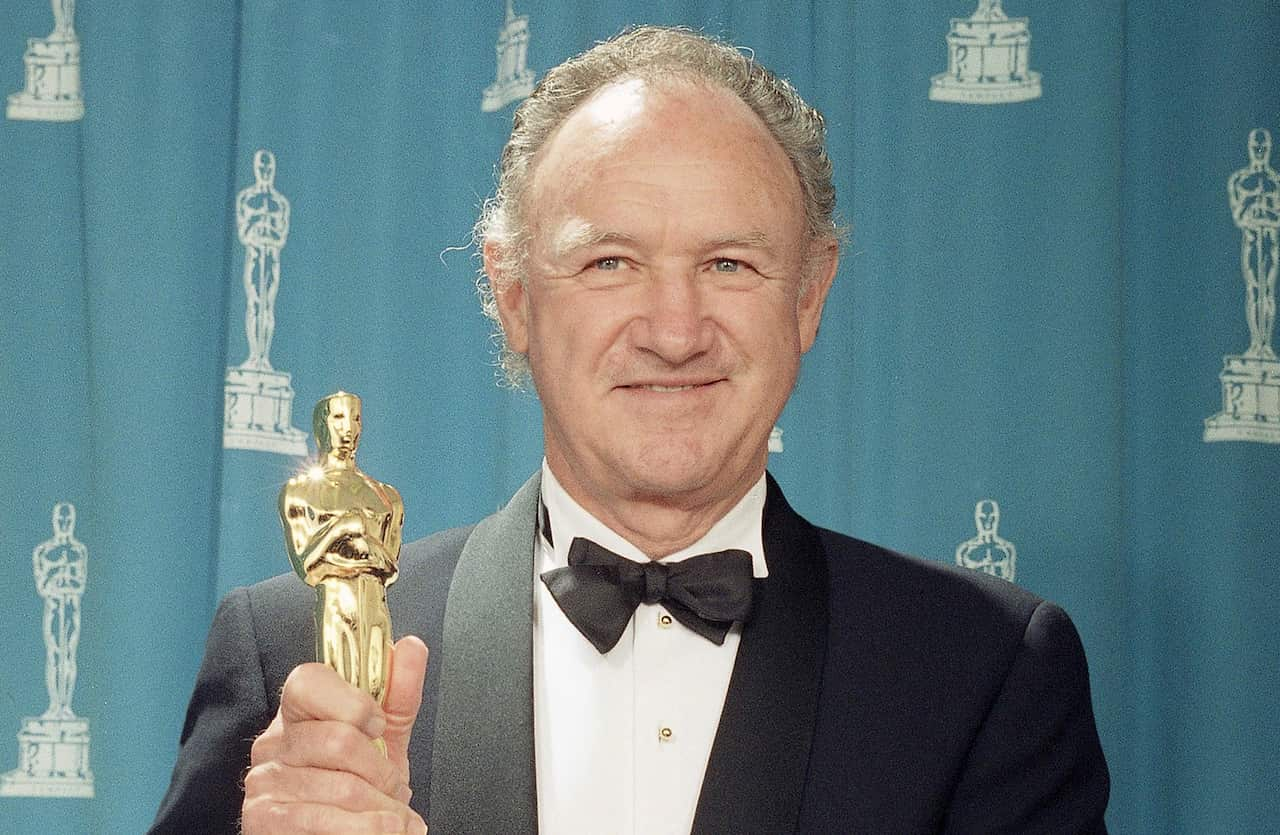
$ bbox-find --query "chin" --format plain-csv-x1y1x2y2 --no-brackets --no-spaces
620,448,728,500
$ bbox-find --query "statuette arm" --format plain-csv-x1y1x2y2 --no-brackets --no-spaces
279,493,371,581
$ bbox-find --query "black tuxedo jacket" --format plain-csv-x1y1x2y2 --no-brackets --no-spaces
151,474,1109,833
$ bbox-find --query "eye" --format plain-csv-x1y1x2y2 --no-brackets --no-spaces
592,256,622,271
713,258,741,273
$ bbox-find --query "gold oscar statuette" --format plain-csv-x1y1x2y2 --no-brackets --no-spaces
279,392,404,755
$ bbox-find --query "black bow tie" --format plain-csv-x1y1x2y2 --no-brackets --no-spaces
540,537,755,654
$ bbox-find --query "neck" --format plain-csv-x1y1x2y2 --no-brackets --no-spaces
323,451,357,470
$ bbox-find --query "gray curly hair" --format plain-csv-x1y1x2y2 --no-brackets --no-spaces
475,25,839,386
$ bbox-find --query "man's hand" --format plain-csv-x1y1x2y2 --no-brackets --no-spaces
242,636,429,834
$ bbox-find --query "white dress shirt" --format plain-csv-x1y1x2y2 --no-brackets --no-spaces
532,461,769,835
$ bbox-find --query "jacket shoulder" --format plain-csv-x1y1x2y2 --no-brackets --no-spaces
802,527,1108,830
816,526,1045,636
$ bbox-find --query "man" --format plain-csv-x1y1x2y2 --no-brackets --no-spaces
151,26,1109,834
1227,127,1280,359
955,499,1017,582
236,149,290,371
50,0,77,40
280,392,404,703
33,502,88,720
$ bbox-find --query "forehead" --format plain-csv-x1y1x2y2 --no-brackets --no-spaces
325,397,360,414
525,78,806,244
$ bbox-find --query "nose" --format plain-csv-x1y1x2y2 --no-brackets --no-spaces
632,267,714,365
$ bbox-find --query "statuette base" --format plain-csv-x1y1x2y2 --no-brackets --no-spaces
224,366,309,456
929,73,1041,104
1204,355,1280,442
930,10,1040,105
0,717,94,798
6,37,83,122
482,70,535,113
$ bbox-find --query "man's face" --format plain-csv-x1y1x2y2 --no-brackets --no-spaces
324,397,361,459
491,79,837,528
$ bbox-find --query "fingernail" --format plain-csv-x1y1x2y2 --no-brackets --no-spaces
378,810,404,832
365,712,387,738
395,782,413,804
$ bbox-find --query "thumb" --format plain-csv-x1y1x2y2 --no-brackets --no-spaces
383,635,429,770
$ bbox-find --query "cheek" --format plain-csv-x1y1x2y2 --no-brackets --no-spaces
726,296,803,356
533,290,633,367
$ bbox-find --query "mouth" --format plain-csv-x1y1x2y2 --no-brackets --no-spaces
619,378,726,394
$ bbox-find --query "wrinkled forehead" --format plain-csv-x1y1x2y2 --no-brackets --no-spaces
540,75,784,167
525,77,804,235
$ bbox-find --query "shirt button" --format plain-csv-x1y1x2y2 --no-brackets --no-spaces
658,611,673,628
658,725,674,742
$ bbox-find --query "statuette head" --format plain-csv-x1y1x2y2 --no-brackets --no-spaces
313,392,362,460
253,149,277,186
51,502,76,538
1248,128,1272,167
974,500,1000,536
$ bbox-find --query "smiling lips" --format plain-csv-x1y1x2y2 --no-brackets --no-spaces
621,380,723,393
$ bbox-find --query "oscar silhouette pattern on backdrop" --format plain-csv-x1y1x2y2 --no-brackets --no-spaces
929,0,1041,104
6,0,84,122
1,503,94,799
481,1,535,112
955,499,1018,582
222,149,309,457
1205,127,1280,443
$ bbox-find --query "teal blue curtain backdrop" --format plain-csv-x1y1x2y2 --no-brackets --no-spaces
1,1,1276,832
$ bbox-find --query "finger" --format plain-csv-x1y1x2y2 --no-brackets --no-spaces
250,712,286,766
243,761,412,811
280,662,386,738
241,798,418,835
382,636,428,766
279,719,407,799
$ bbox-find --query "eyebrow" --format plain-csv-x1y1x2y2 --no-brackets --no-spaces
704,232,774,250
550,222,776,259
549,222,635,259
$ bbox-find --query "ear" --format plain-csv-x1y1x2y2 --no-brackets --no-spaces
484,240,530,355
797,239,839,354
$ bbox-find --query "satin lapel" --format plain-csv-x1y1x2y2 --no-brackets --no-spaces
428,474,540,834
691,475,829,835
